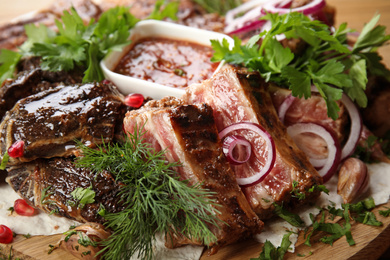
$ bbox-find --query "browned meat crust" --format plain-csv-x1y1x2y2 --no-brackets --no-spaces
0,82,125,165
183,65,323,219
0,57,84,120
6,157,124,224
124,97,263,253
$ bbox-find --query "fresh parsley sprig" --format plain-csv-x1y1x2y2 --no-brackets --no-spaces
0,0,179,84
75,127,221,260
251,232,293,260
211,12,390,120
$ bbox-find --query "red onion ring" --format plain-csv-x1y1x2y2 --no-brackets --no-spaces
340,94,363,160
277,94,296,124
222,135,252,165
219,122,276,186
310,86,362,161
225,0,269,34
262,0,326,15
287,123,341,182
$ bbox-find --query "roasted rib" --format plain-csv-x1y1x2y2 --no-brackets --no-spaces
123,97,263,253
183,65,323,219
0,82,125,165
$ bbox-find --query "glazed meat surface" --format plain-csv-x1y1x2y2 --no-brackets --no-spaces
123,97,263,253
6,157,123,224
183,65,323,219
0,57,84,120
0,82,125,165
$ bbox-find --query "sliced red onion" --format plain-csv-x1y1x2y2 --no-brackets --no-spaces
278,94,296,124
262,0,326,15
222,135,252,165
225,4,266,34
311,86,362,161
219,122,276,186
287,123,341,183
340,94,362,160
225,0,269,32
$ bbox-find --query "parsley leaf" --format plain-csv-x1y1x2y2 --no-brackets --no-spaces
273,203,305,227
0,50,21,84
379,207,390,217
70,186,96,209
211,12,390,120
251,232,292,260
0,151,9,170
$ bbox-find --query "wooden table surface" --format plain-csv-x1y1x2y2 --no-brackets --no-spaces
0,0,389,259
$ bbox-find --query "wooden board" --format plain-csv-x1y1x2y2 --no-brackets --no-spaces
0,201,389,259
0,0,389,259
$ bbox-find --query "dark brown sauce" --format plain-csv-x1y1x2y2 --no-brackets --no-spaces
114,37,220,89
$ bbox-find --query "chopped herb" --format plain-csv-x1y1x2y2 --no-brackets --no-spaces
379,207,390,217
174,68,186,77
7,207,14,214
75,127,221,260
305,197,383,247
22,233,31,239
48,244,55,254
41,186,54,204
77,232,98,247
0,151,9,170
70,185,96,209
69,225,76,230
211,13,390,120
273,203,304,227
251,232,292,260
308,184,329,195
291,180,306,200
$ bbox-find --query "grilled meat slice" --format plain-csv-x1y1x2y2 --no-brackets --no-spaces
123,97,263,253
0,82,125,165
0,57,84,120
98,0,225,33
0,0,102,50
269,85,348,160
270,84,390,163
183,65,323,219
6,157,123,224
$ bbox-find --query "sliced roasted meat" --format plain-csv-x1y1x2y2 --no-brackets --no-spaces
123,97,263,253
270,84,390,163
0,57,84,120
98,0,225,33
6,157,123,224
0,82,125,165
0,0,102,50
183,65,323,219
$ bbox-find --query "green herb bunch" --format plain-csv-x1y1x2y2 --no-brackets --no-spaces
75,127,221,260
0,0,179,84
211,12,390,120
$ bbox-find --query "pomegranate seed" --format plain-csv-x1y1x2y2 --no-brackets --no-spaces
102,79,111,85
14,199,35,216
125,93,144,108
8,140,25,158
0,225,13,244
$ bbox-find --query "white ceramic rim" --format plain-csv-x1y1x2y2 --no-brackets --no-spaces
100,19,234,99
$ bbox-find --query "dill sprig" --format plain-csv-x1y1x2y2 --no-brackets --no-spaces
75,127,221,260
